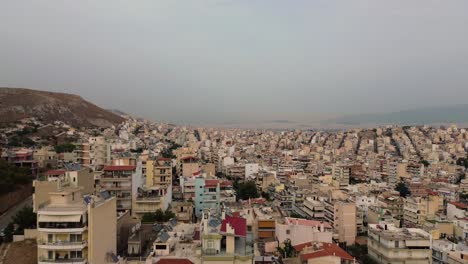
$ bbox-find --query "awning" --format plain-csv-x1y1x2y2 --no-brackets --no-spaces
38,214,82,222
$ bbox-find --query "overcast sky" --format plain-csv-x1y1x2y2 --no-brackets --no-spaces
1,0,468,125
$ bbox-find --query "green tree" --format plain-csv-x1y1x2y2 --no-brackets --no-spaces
261,191,271,201
277,239,295,258
12,206,37,232
0,160,31,194
234,181,259,201
141,209,176,223
395,182,411,198
420,160,430,167
54,143,76,153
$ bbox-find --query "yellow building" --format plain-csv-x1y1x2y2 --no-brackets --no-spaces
37,187,117,264
133,159,172,218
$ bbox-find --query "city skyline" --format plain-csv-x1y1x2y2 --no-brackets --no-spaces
2,0,468,125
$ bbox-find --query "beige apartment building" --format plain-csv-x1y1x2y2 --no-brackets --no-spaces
33,168,95,212
100,165,136,212
368,224,432,264
133,159,172,218
37,187,117,264
74,136,110,169
324,201,357,245
403,194,439,228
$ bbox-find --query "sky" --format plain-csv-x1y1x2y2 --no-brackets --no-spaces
1,0,468,125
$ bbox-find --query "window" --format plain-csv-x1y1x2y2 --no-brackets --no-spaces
48,251,53,260
155,245,167,250
395,241,399,248
70,251,82,258
286,230,290,235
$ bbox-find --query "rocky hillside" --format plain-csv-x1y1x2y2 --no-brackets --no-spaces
0,88,125,127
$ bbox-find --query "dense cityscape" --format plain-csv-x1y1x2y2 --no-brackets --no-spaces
0,112,467,264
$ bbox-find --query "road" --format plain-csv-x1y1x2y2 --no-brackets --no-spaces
0,196,32,231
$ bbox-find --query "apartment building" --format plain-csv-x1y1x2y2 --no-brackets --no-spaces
33,167,94,212
367,224,432,264
195,177,236,217
200,210,253,264
37,188,117,264
302,197,325,221
75,136,110,169
132,158,173,218
447,202,467,221
332,164,351,188
324,200,357,245
99,165,136,212
171,201,193,223
403,194,439,228
276,217,332,246
378,193,405,221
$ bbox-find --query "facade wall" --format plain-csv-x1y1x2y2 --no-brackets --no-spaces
88,197,117,263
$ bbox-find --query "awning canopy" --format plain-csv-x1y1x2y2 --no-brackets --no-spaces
38,214,82,222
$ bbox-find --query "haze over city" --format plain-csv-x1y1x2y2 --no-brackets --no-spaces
1,0,468,125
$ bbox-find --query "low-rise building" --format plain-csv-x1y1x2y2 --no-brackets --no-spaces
368,224,432,264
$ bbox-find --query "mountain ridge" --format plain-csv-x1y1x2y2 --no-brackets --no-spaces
0,87,124,127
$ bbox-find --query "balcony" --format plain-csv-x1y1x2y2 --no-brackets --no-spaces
38,258,86,264
101,185,131,191
38,223,87,233
38,240,87,250
100,177,130,182
135,196,161,203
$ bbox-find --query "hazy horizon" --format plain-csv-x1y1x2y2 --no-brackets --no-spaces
1,0,468,125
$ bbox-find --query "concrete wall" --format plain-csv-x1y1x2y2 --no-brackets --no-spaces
88,197,117,264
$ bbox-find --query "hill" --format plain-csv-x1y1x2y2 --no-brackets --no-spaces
0,88,124,127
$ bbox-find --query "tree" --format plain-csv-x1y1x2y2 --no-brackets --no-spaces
395,182,411,198
261,191,271,201
12,206,37,232
141,209,176,223
54,143,76,153
420,160,430,167
0,160,31,194
234,181,259,201
277,239,295,258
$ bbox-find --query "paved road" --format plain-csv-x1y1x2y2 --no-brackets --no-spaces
0,196,32,231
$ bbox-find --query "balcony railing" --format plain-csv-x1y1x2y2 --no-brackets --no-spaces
39,240,87,246
39,222,86,229
38,257,85,263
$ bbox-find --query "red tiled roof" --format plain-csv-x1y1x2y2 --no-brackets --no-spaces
155,259,194,264
450,202,468,210
300,243,354,261
294,241,314,252
103,165,136,171
46,170,66,175
221,216,247,237
180,156,197,161
220,180,232,187
205,179,219,187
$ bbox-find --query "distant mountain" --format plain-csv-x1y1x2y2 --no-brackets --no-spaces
0,88,125,127
323,105,468,126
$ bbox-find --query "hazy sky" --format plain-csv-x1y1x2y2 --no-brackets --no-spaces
1,0,468,124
